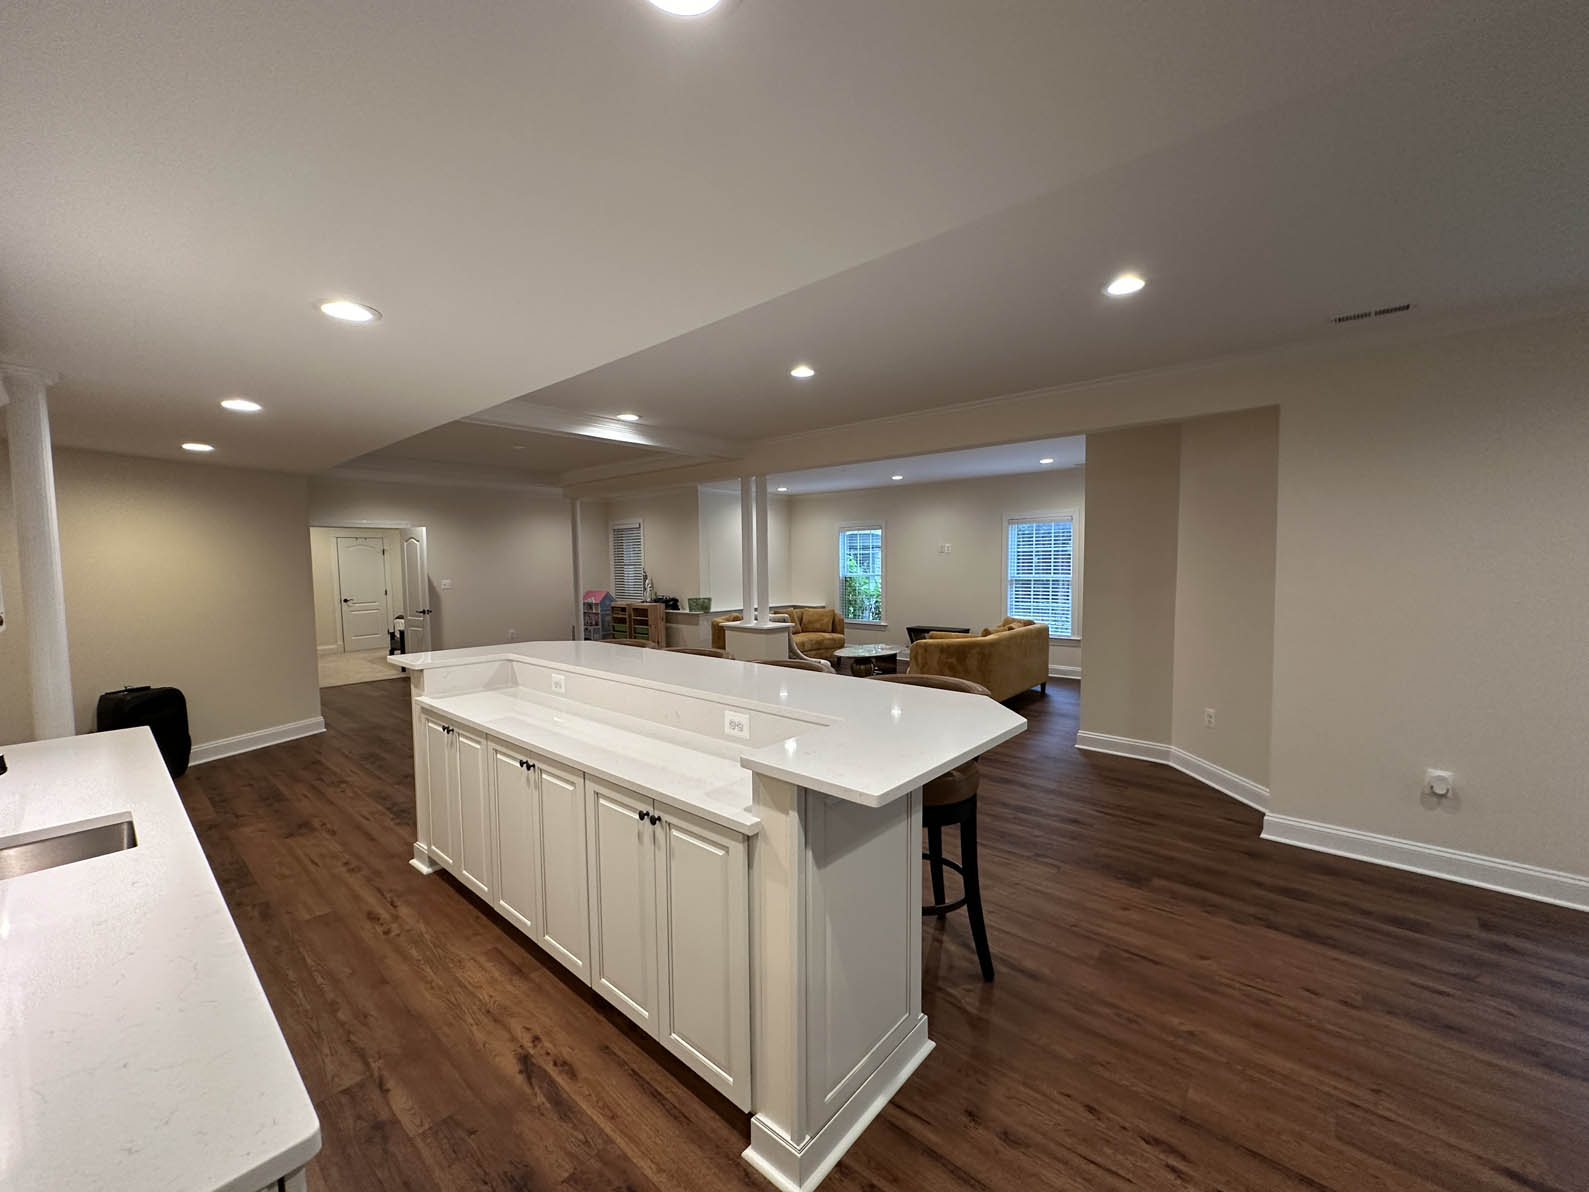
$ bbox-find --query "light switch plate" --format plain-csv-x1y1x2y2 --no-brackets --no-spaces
439,578,454,590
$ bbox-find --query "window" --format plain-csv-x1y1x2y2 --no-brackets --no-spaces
1006,514,1075,637
838,524,884,623
611,521,644,600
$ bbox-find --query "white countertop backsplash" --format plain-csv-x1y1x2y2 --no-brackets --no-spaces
0,728,320,1192
394,640,1027,806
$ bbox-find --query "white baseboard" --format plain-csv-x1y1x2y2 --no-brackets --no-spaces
1261,815,1589,913
743,1016,933,1192
190,716,326,766
1074,730,1170,764
1047,665,1081,680
1075,732,1270,810
1168,746,1270,811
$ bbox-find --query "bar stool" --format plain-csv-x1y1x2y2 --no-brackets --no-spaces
870,673,996,981
607,637,659,648
665,647,732,658
749,657,830,673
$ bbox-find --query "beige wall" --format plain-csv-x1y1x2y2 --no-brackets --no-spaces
698,485,791,610
787,468,1085,672
308,477,574,648
603,487,701,602
1270,314,1589,874
1077,429,1180,740
1171,408,1278,783
308,525,404,653
0,449,321,747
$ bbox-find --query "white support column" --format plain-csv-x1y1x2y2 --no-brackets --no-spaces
739,475,756,622
753,475,770,625
570,499,584,639
0,364,76,739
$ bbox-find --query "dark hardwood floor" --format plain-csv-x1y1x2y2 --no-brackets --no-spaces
178,678,1589,1191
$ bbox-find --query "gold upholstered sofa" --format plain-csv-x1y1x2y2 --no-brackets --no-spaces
907,618,1049,702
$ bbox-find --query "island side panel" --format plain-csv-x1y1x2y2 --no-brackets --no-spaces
408,668,441,873
745,776,930,1192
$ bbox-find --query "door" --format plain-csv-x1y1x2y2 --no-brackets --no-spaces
453,727,492,899
492,745,542,939
423,716,457,871
586,781,658,1032
654,809,752,1110
536,759,592,982
336,536,388,652
401,527,430,653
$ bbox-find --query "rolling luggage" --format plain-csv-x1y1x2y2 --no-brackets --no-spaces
95,685,191,777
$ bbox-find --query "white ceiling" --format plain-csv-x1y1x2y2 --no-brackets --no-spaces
345,419,666,482
0,0,1559,474
515,2,1589,443
767,437,1086,496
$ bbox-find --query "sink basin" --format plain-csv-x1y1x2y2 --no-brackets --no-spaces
0,818,138,881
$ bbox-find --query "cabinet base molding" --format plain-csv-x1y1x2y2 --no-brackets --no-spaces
742,1016,933,1192
409,843,442,875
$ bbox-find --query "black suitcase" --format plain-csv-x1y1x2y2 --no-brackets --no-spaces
95,686,191,777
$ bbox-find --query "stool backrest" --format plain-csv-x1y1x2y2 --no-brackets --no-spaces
869,672,993,700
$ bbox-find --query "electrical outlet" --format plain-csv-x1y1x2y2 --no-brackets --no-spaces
439,578,454,590
1203,707,1216,728
550,673,566,694
939,543,952,554
724,709,750,740
507,628,519,641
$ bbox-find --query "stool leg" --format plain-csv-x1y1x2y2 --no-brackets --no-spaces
925,823,947,910
960,812,994,981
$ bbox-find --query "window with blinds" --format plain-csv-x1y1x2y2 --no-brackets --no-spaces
838,524,884,622
1006,515,1074,637
611,521,644,601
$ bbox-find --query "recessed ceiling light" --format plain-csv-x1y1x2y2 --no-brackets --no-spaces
1104,272,1146,297
182,442,214,453
789,364,815,379
776,486,788,492
1039,457,1055,465
220,397,262,413
891,474,904,481
647,0,723,15
616,412,642,422
319,299,381,323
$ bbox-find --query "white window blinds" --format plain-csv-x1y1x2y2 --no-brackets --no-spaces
611,521,644,600
838,525,883,622
1006,516,1073,636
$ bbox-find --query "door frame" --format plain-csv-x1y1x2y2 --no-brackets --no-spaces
310,522,419,654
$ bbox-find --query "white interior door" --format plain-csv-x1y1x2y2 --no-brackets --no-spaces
336,536,388,652
401,527,430,653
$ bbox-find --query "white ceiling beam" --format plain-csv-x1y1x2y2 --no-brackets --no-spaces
462,399,741,460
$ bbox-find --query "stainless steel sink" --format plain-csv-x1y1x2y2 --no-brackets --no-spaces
0,818,137,881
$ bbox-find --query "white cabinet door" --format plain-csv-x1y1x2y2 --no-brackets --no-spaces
654,808,752,1110
422,716,457,871
536,758,592,983
492,746,542,939
453,726,492,899
586,781,659,1033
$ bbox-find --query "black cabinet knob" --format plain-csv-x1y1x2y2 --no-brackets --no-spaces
648,813,661,826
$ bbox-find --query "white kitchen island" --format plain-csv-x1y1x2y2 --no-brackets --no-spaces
391,640,1026,1191
0,728,320,1192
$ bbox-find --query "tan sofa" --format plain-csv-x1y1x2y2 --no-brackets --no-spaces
907,617,1049,702
712,607,846,660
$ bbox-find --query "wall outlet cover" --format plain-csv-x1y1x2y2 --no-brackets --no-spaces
439,578,454,590
724,709,750,739
1203,707,1216,728
550,673,566,694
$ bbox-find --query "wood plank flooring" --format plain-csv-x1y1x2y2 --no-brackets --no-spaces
178,678,1589,1191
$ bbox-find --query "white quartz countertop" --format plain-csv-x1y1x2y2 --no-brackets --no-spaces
393,641,1027,806
0,729,320,1192
415,687,760,833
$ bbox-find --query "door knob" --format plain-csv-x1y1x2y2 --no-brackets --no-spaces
342,597,353,603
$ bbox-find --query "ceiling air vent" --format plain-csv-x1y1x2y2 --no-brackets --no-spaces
1331,303,1413,325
